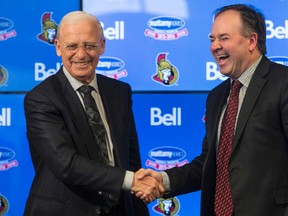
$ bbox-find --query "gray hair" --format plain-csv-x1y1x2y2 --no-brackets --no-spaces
56,11,104,40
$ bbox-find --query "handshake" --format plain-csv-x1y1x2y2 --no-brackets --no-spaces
131,168,165,204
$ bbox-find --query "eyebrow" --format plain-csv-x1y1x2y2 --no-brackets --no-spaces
209,33,229,39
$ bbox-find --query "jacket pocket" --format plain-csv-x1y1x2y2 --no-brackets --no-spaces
274,187,288,205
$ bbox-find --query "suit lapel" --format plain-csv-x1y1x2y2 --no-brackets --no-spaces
208,79,231,149
232,56,270,152
203,80,230,175
201,79,231,198
55,69,101,161
97,75,124,168
97,75,114,128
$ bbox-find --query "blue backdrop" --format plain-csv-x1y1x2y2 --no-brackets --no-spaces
1,0,288,215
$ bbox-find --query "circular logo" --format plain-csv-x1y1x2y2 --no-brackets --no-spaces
0,194,9,215
0,65,8,86
153,197,180,215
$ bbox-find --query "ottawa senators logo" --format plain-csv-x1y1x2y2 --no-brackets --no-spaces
37,12,58,45
0,65,8,87
0,194,9,215
152,53,179,86
153,197,180,215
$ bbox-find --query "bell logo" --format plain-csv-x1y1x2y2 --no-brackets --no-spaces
101,21,125,40
150,107,181,126
266,20,288,39
206,62,227,81
0,108,11,126
35,62,61,81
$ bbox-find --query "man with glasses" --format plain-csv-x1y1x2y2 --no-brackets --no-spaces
23,11,163,216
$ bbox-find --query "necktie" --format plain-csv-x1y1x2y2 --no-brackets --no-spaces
214,80,243,216
78,85,109,165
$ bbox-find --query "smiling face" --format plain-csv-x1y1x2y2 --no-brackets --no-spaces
54,13,105,84
209,10,259,79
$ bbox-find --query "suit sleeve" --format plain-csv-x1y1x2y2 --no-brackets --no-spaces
164,136,207,197
281,76,288,140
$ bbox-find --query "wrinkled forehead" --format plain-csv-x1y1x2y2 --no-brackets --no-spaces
57,12,103,40
211,10,243,34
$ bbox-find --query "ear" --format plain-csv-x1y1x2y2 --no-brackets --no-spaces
99,39,106,55
54,38,62,56
248,32,258,52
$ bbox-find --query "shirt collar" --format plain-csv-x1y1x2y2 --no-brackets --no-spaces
62,66,99,92
230,55,263,88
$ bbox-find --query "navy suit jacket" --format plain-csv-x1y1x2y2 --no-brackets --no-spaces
165,56,288,216
24,68,148,216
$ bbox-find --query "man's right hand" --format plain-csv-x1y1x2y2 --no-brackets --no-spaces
131,168,164,203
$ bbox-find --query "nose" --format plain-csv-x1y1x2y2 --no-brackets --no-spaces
210,39,222,52
75,45,87,57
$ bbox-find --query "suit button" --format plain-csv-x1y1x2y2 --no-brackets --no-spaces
235,198,243,205
95,209,101,215
230,167,239,175
98,191,102,196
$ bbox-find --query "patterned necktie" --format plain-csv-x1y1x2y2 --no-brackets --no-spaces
78,85,109,165
214,80,243,216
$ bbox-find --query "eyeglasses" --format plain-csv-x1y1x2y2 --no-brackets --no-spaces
63,44,99,53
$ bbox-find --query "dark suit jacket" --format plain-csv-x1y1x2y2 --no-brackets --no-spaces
165,56,288,216
24,68,148,216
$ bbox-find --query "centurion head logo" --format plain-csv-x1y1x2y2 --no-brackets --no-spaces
0,194,9,215
37,12,58,45
152,53,179,86
0,65,8,87
153,197,180,216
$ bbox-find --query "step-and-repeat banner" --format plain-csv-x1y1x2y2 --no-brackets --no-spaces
133,93,206,215
82,0,288,91
0,93,206,215
1,0,288,215
1,0,287,92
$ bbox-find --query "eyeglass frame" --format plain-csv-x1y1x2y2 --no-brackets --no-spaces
62,43,100,53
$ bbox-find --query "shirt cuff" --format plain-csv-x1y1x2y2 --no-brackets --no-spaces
160,171,171,192
122,170,134,190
